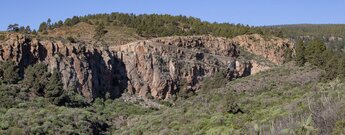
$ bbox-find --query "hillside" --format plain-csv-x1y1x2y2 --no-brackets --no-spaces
271,24,345,38
0,13,345,134
35,13,282,40
269,24,345,51
46,22,143,45
114,63,335,134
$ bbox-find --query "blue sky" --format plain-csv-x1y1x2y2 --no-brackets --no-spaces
1,0,344,30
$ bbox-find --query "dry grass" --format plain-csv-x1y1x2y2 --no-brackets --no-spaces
46,22,143,46
228,62,321,92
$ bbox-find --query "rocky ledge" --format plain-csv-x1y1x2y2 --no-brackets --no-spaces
0,34,293,101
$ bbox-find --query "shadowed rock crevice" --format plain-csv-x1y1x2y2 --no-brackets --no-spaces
242,62,252,77
86,49,128,99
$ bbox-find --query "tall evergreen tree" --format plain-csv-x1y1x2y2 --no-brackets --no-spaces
7,24,19,32
45,71,64,105
337,57,345,79
47,18,52,28
22,63,50,96
57,20,63,27
323,54,339,80
93,22,107,40
305,39,327,67
0,61,20,84
38,22,48,34
25,26,31,33
295,40,306,66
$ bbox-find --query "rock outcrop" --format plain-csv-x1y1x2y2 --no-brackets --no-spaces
0,34,293,100
232,34,293,64
0,34,128,101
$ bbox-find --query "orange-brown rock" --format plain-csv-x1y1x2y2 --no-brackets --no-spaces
110,35,292,99
0,34,128,101
0,34,293,100
232,34,293,64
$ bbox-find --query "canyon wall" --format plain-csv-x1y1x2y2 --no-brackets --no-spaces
0,34,293,100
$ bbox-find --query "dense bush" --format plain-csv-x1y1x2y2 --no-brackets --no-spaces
22,63,50,96
93,22,108,40
44,71,65,105
0,61,153,134
201,69,228,91
0,61,20,84
0,97,152,134
271,24,345,38
0,85,28,109
66,36,76,43
293,39,345,81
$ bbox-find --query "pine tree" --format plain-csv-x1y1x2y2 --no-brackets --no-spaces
38,22,48,34
337,57,345,79
22,63,49,96
284,47,293,63
323,54,338,80
7,24,19,32
57,20,63,27
0,61,20,84
47,18,52,28
295,40,306,66
25,26,31,33
305,39,326,67
45,71,64,105
93,22,107,40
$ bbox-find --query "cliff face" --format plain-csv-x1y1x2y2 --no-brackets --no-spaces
232,34,293,65
0,34,128,101
0,34,293,100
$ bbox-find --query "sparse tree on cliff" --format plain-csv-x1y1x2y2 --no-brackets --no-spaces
57,20,63,27
93,22,108,40
25,26,31,33
47,18,52,28
7,24,19,32
38,22,48,34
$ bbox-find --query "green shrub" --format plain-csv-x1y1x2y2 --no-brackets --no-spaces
332,120,345,134
62,90,88,107
93,23,108,40
66,36,76,43
0,35,5,41
0,85,28,108
8,127,24,135
21,63,86,106
22,63,50,95
201,69,228,91
0,61,21,84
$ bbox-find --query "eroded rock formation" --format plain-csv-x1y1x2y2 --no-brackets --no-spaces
0,34,128,101
232,34,293,64
0,34,293,100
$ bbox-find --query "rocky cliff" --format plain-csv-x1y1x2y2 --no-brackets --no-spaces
232,34,293,65
0,34,293,101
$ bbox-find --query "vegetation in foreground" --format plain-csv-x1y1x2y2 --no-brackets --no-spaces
114,63,345,135
0,59,344,134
